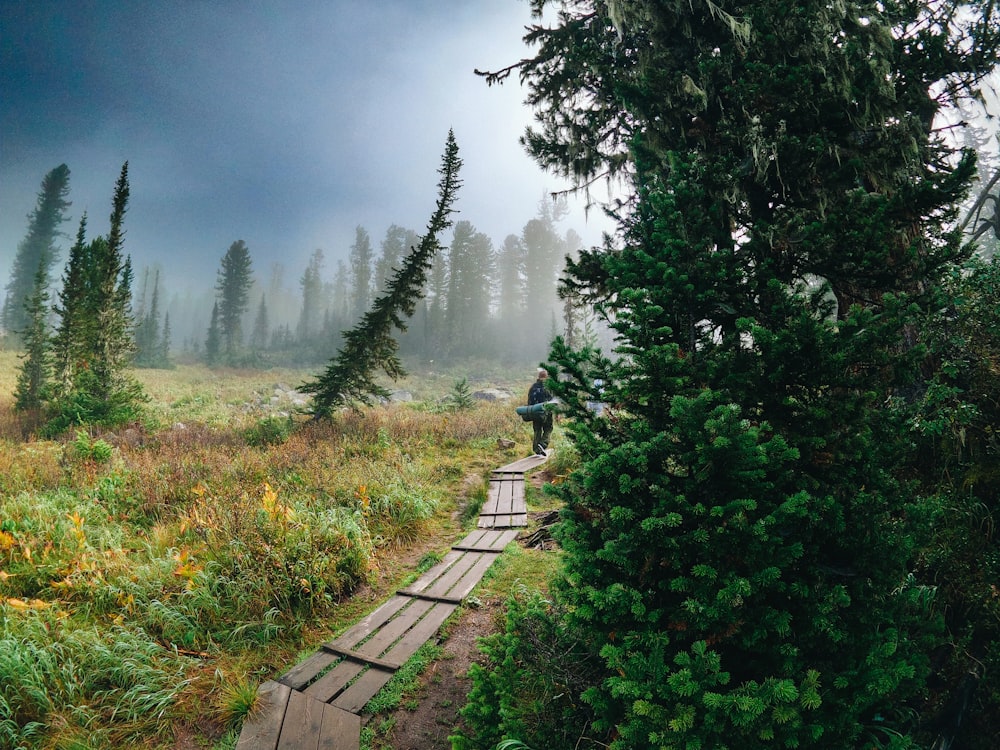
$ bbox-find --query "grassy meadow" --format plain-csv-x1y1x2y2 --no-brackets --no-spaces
0,351,560,749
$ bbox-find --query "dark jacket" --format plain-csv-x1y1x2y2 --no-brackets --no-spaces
528,379,551,406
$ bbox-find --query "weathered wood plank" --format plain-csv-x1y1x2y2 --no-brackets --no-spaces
325,595,409,650
320,644,400,672
302,659,364,704
511,480,525,508
495,454,546,473
454,529,490,549
440,552,499,602
354,598,433,657
382,602,459,666
317,704,360,750
486,529,520,550
236,680,291,750
330,666,395,713
279,651,338,691
277,689,325,750
452,529,519,551
416,552,483,599
402,550,463,596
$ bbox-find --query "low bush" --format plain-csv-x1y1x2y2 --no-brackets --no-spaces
453,585,606,750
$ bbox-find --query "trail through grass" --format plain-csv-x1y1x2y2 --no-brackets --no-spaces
0,351,550,748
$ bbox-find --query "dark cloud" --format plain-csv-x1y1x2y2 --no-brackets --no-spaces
1,0,612,295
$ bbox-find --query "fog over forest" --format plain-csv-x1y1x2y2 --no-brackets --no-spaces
0,2,616,367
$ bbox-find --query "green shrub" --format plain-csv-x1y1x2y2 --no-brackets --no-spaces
243,415,292,447
453,586,605,750
70,429,114,463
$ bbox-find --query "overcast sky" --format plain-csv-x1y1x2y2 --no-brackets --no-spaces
1,1,614,296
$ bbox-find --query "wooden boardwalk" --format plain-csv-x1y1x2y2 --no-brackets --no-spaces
235,453,545,750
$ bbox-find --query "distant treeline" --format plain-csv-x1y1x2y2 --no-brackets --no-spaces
1,163,612,370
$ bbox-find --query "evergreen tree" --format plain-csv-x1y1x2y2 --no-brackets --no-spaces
375,224,418,294
251,294,270,351
14,264,53,411
297,249,324,342
44,163,144,431
445,220,494,357
214,239,254,357
425,231,449,359
2,164,71,340
329,259,351,333
158,312,172,368
301,131,462,416
462,2,1000,748
349,226,374,322
204,301,222,366
134,268,162,367
51,215,91,394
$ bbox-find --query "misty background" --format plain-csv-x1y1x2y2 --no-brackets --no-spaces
1,1,616,367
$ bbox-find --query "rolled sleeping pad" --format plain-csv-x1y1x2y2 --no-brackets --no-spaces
515,402,549,417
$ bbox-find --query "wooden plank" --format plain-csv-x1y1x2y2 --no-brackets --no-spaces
321,644,400,672
452,528,518,552
511,480,526,510
302,659,364,704
236,680,291,750
398,591,464,605
495,454,546,473
279,651,338,691
414,553,483,600
277,690,325,750
454,529,490,549
317,704,361,750
355,598,433,658
438,552,499,602
487,529,520,550
480,491,500,516
330,666,395,713
498,479,515,514
326,595,409,650
382,602,458,666
402,550,463,596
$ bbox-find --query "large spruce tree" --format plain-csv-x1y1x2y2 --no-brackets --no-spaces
463,2,1000,748
2,164,71,340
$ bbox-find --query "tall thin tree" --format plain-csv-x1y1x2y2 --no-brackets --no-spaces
301,131,463,416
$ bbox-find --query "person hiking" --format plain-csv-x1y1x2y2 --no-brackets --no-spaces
527,367,554,456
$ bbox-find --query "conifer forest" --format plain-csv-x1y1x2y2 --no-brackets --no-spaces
3,2,1000,749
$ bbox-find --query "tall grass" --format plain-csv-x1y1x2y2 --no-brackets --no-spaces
0,351,535,748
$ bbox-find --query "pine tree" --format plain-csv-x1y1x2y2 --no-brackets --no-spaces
301,131,462,416
158,312,172,368
214,240,254,357
375,224,419,294
51,214,91,394
45,162,145,431
14,264,53,411
204,301,222,366
349,226,374,323
134,268,162,367
445,220,494,357
297,249,324,342
2,164,71,340
462,2,1000,748
251,294,270,351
